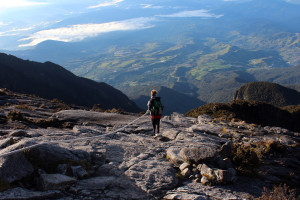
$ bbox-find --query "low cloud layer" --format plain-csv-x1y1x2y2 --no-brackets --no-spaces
157,10,223,18
18,9,224,47
141,4,163,9
88,0,124,9
19,17,155,47
0,22,8,26
0,0,47,11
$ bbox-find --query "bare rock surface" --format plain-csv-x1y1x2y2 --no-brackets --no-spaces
0,187,61,200
39,174,76,191
0,153,34,183
0,92,299,199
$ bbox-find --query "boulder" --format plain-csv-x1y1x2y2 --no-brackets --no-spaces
125,159,178,196
25,143,91,172
214,168,236,183
198,164,236,185
179,146,218,163
0,153,34,183
199,164,214,179
162,129,180,140
201,176,210,185
71,166,88,179
166,147,184,165
179,162,190,171
181,168,192,178
39,174,76,191
56,164,67,175
219,141,233,158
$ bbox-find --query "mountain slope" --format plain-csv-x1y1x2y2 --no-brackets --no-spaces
234,82,300,107
0,53,141,112
122,86,205,115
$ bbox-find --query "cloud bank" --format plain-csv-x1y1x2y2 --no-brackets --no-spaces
88,0,124,9
157,10,223,18
19,17,155,47
0,22,8,26
0,0,47,11
141,4,163,9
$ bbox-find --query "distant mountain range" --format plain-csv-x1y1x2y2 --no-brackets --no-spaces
4,0,300,106
0,53,141,112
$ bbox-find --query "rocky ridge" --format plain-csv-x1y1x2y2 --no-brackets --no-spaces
0,89,299,199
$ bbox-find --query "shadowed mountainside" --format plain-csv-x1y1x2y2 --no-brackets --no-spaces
0,53,141,112
234,82,300,107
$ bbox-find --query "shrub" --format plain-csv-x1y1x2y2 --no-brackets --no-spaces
30,118,61,128
255,184,298,200
232,140,288,176
232,143,261,175
0,179,10,192
50,99,71,111
6,110,27,121
104,108,124,114
15,104,35,111
0,88,8,96
92,104,103,112
265,140,286,154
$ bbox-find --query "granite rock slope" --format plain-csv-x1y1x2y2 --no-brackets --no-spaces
0,89,299,199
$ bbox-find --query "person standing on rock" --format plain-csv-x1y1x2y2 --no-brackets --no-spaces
147,89,163,136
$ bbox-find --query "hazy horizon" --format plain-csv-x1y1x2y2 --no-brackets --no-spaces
1,0,300,50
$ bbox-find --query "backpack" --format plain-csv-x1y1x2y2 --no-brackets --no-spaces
150,98,163,115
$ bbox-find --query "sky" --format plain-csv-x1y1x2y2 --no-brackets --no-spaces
0,0,299,50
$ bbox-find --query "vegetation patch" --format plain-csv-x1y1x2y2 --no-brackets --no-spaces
232,140,287,176
0,89,8,96
6,110,28,122
255,184,298,200
104,108,125,114
0,179,10,192
15,104,35,111
232,143,261,176
92,104,103,112
30,118,63,128
50,99,71,111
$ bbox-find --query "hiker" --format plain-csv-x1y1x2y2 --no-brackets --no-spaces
147,89,163,136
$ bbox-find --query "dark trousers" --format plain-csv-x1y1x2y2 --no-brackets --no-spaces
151,118,160,134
